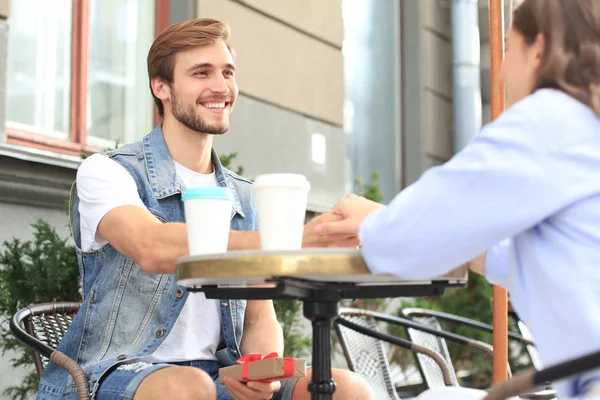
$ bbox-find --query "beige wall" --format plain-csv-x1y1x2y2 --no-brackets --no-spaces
414,0,513,166
234,0,343,47
419,1,453,162
423,91,453,161
197,0,344,126
0,0,9,19
422,0,450,38
197,0,348,210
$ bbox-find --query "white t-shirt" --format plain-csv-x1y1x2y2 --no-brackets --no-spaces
76,153,222,362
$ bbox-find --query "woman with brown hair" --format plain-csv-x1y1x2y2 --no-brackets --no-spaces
316,0,600,398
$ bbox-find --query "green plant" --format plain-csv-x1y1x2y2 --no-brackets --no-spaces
218,152,245,176
0,282,9,304
354,171,384,203
80,139,121,159
273,300,311,358
0,220,81,399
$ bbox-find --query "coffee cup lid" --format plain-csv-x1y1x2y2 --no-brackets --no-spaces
254,173,310,190
181,186,233,201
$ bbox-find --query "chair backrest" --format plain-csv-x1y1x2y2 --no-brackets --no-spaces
335,311,402,400
509,312,543,371
18,302,81,377
400,309,460,389
509,313,556,398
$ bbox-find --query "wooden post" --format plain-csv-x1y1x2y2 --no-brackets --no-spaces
488,0,509,384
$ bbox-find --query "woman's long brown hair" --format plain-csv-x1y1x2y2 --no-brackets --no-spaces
513,0,600,115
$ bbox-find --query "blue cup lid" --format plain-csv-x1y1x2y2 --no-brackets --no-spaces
181,186,233,201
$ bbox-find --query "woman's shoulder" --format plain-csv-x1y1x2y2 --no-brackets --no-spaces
505,89,599,143
516,88,596,121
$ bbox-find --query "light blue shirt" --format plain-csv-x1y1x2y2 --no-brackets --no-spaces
360,89,600,398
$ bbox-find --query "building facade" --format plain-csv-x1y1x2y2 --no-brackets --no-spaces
0,0,346,393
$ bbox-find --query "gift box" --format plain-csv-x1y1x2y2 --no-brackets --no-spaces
218,352,307,383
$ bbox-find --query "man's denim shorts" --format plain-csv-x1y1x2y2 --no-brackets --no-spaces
96,359,298,400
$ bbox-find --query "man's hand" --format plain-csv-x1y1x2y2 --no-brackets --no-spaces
97,206,261,274
302,211,359,248
313,195,385,245
223,377,281,400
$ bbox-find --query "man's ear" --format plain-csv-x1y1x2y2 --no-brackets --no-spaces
151,78,170,101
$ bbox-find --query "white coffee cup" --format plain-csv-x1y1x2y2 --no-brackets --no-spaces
182,186,232,256
253,173,310,251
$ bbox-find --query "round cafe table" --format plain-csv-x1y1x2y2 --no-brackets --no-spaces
176,248,468,400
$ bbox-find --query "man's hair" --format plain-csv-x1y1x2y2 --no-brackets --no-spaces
513,0,600,115
147,18,235,116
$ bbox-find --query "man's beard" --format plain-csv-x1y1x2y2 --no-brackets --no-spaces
171,89,230,135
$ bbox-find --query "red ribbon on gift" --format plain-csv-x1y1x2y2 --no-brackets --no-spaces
236,352,294,382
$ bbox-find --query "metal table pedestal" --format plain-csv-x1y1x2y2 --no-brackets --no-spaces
177,249,468,400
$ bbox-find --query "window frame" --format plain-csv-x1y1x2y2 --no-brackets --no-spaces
6,0,170,156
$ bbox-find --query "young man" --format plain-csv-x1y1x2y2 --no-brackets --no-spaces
37,18,373,400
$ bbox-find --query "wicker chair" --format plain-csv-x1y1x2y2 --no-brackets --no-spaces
10,302,89,400
400,308,499,389
338,308,499,391
508,310,544,371
335,308,456,400
400,308,556,399
406,315,462,389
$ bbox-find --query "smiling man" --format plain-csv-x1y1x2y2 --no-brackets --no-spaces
36,18,374,400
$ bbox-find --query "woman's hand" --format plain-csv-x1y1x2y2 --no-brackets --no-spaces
303,210,360,248
314,195,385,244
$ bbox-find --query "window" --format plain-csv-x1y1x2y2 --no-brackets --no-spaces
6,0,72,140
5,0,169,156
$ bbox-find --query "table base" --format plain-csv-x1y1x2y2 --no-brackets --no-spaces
188,277,462,400
304,301,338,400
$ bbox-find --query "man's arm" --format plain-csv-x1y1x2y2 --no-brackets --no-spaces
99,206,341,274
98,206,260,274
240,300,284,356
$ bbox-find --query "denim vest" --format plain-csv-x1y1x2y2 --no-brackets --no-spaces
37,126,257,399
